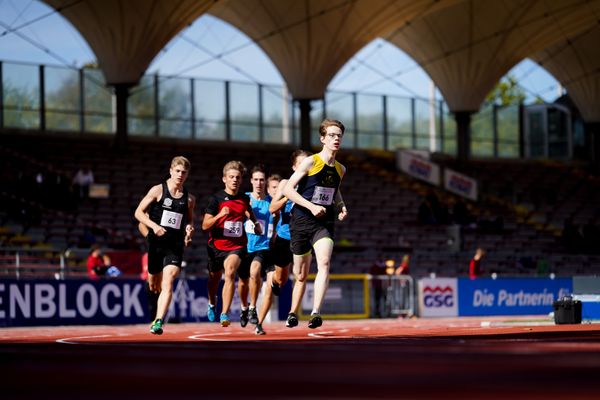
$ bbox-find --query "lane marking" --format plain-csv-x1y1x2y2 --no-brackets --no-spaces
56,335,112,344
188,332,233,341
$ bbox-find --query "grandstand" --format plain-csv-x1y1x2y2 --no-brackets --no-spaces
2,129,599,280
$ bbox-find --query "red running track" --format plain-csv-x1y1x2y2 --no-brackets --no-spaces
2,316,600,399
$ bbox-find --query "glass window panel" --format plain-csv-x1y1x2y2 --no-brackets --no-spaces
357,93,383,150
230,82,258,142
472,140,494,157
45,66,80,131
310,99,326,147
160,119,193,139
357,93,383,132
442,105,457,156
128,76,155,136
3,62,40,129
387,96,412,150
324,92,354,148
196,121,225,141
414,98,430,135
358,130,383,150
231,122,259,142
158,76,191,138
230,81,259,123
84,68,114,133
194,79,225,140
262,85,292,144
471,105,494,157
497,104,519,158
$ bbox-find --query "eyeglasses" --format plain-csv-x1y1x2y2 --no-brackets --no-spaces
326,133,344,139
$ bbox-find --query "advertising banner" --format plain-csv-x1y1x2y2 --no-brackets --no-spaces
444,168,478,201
397,150,440,186
418,278,458,317
458,278,572,316
0,279,149,327
0,278,293,327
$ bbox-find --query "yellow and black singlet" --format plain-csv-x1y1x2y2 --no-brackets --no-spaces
293,154,344,222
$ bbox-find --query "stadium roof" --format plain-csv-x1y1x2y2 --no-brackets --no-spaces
43,0,600,121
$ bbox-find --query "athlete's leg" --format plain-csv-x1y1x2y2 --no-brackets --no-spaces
289,252,312,314
311,237,334,314
273,263,290,288
249,260,263,308
237,277,249,308
154,265,180,321
221,253,242,315
207,269,222,306
257,270,274,325
148,271,162,293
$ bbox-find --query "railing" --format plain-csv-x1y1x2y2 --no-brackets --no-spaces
0,59,518,156
0,247,68,280
370,275,415,317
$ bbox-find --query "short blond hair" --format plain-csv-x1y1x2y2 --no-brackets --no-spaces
171,156,190,170
222,160,246,176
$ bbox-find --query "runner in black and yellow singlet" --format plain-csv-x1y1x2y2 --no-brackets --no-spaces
283,119,349,330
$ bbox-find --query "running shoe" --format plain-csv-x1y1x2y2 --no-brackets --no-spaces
249,307,259,325
207,304,216,322
271,282,281,296
255,323,266,335
220,313,231,327
308,313,322,329
240,308,249,328
150,318,164,335
286,312,298,328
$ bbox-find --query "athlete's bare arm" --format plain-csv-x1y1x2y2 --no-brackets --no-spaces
269,179,289,214
184,194,196,246
283,157,326,218
134,184,166,236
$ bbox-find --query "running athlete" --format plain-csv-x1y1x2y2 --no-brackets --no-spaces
284,119,348,329
202,160,262,327
134,156,196,335
255,150,311,335
237,165,276,328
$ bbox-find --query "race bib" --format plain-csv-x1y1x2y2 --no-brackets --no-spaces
224,221,243,237
160,210,183,229
311,186,335,205
267,222,274,238
244,219,266,235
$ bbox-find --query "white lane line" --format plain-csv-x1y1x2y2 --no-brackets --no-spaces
308,329,351,338
188,332,233,341
56,335,112,344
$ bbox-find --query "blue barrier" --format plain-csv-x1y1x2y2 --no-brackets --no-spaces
0,279,149,327
458,277,573,316
0,278,294,327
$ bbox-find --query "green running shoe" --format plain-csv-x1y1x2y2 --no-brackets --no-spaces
150,318,164,335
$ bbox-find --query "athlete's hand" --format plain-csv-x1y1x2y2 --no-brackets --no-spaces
338,206,348,221
219,206,230,217
153,225,166,236
253,221,263,235
310,204,326,218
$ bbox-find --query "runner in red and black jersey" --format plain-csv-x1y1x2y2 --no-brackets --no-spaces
202,160,262,327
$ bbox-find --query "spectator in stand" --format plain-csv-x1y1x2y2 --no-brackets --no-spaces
369,258,388,318
87,244,110,279
469,247,485,279
395,254,410,276
72,165,94,200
